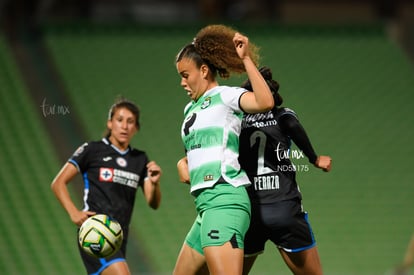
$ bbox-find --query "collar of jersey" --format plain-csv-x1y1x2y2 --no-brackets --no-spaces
194,86,220,103
102,137,130,155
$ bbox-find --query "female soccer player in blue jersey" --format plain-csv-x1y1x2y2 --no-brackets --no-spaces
51,97,162,275
173,24,274,275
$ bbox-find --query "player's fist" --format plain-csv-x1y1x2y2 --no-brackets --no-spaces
315,156,332,172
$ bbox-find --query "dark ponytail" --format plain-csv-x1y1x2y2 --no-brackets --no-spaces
241,66,283,106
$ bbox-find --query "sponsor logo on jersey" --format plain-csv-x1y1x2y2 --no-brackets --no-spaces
99,167,140,188
99,168,114,182
116,157,127,167
241,111,277,129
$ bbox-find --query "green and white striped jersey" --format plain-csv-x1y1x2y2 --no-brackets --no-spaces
181,85,251,194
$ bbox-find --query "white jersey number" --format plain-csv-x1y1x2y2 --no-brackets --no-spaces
249,131,276,175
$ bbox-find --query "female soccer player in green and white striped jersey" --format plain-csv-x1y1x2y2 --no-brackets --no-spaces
173,24,274,275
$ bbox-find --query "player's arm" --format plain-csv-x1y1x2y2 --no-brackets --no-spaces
234,33,274,114
279,114,332,172
177,156,190,184
51,162,96,226
143,161,162,210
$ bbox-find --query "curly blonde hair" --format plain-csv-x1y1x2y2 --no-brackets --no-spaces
189,24,260,79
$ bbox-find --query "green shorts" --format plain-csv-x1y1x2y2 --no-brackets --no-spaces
185,183,251,255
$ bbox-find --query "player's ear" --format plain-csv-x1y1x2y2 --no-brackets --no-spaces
107,120,112,130
200,64,209,79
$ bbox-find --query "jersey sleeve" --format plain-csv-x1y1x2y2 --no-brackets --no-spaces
220,86,247,113
139,152,150,187
277,109,318,164
68,142,90,172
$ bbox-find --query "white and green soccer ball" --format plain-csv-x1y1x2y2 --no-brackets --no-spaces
78,214,123,258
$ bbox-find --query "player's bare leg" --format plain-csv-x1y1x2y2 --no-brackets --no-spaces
279,246,323,275
173,243,209,275
394,234,414,274
102,261,131,275
204,242,244,275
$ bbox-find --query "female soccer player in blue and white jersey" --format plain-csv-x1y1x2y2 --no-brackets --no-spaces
51,98,162,275
173,24,274,275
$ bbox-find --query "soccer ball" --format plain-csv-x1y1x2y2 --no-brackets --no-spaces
78,214,123,258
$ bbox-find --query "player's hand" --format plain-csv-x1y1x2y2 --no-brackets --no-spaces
233,32,249,60
147,161,162,185
315,156,332,172
70,210,96,227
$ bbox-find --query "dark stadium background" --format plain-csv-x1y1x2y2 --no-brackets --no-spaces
0,0,413,274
